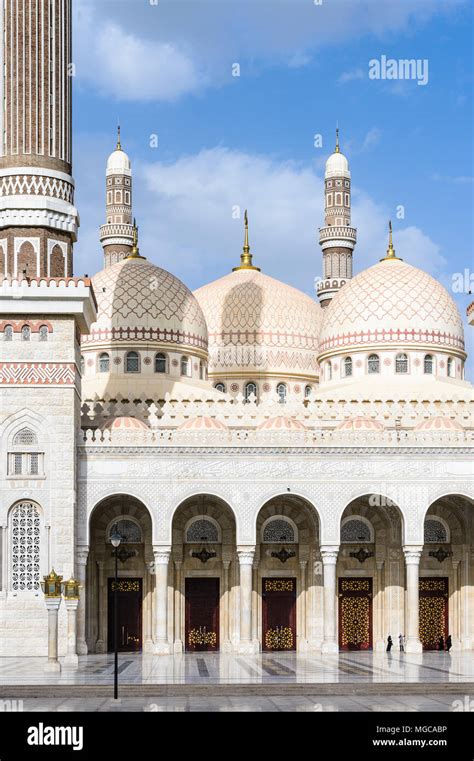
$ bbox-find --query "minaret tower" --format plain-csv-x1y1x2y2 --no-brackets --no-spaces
99,127,134,267
316,128,357,307
0,0,78,277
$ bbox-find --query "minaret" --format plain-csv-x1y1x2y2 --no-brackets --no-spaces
99,127,134,267
0,0,78,278
316,128,357,307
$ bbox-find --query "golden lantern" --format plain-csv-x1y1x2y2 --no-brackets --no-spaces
40,569,63,598
61,577,80,600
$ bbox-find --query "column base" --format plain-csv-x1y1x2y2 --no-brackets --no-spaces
44,660,61,673
63,654,79,669
405,639,423,654
144,639,155,654
173,640,183,654
237,640,259,654
154,641,171,655
77,640,88,655
321,641,339,654
95,640,106,654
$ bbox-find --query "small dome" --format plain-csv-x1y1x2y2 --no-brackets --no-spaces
100,416,149,431
415,416,464,432
107,149,131,174
325,151,350,178
178,416,228,431
336,417,384,431
258,416,307,431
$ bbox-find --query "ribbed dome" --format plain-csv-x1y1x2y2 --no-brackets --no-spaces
82,257,208,352
318,258,464,358
336,417,384,431
100,416,149,431
194,269,322,378
257,416,307,431
415,416,464,432
178,416,228,431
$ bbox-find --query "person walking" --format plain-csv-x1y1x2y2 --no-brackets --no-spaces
438,636,445,651
386,635,393,652
399,633,404,652
446,635,452,652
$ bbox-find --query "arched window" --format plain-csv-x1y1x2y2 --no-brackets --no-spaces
244,381,257,402
125,351,139,373
199,361,204,380
215,382,226,393
39,325,48,341
447,357,454,377
424,518,449,544
367,354,379,374
155,353,167,374
4,324,13,341
108,519,142,544
344,356,352,377
341,518,373,543
80,355,85,375
186,518,219,543
98,352,110,373
304,385,312,399
424,354,433,374
395,353,408,374
326,362,332,381
10,501,41,591
21,325,30,341
9,428,43,476
276,383,287,404
262,518,296,544
180,355,190,376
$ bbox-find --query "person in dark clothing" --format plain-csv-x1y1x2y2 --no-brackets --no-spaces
446,635,452,652
386,635,393,652
439,636,445,651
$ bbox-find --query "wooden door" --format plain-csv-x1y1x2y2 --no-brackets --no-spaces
107,578,142,652
419,577,448,650
262,578,297,651
338,577,373,650
185,578,220,652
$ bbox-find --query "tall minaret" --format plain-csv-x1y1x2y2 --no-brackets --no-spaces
316,128,357,307
99,127,134,267
0,0,78,278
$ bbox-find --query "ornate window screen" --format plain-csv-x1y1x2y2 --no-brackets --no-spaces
368,354,380,374
341,519,372,543
395,353,408,374
9,428,43,476
424,518,448,544
39,325,49,341
186,519,219,544
11,502,41,591
13,428,38,446
262,518,296,544
108,519,142,544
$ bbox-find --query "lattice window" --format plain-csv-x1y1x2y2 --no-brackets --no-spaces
395,353,408,374
424,519,448,544
276,383,287,403
10,502,41,591
186,519,219,544
424,354,433,374
13,428,38,446
447,357,454,377
39,325,48,341
215,382,226,393
262,519,295,544
244,382,257,402
108,519,142,544
344,357,352,377
4,325,13,341
99,353,110,373
368,354,379,374
180,356,190,376
304,385,312,399
155,353,167,374
9,428,43,477
21,325,30,341
341,519,372,543
125,351,139,373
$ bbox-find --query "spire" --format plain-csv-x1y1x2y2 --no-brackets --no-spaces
125,218,145,260
116,125,122,151
232,210,261,272
380,220,402,261
335,124,340,153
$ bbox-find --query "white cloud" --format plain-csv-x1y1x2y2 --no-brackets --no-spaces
338,68,365,84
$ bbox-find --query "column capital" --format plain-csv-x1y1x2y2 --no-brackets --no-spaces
153,546,171,564
403,546,423,564
320,545,339,564
299,560,308,570
174,560,182,570
64,598,79,612
44,597,62,611
76,546,89,566
376,560,385,571
222,560,231,570
237,546,256,565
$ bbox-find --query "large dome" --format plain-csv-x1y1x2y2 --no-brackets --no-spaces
325,150,350,178
318,258,464,359
82,257,208,351
194,268,323,379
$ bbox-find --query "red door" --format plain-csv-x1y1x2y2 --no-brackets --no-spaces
107,578,142,652
262,578,296,651
338,577,373,650
419,577,448,650
185,578,220,652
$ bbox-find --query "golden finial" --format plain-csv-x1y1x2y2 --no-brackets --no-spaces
380,220,402,261
335,124,340,153
232,210,261,272
117,125,122,151
125,218,145,260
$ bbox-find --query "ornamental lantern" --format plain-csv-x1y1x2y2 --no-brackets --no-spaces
40,569,63,598
61,577,80,600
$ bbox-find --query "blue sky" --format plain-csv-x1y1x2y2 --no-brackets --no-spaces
72,0,473,374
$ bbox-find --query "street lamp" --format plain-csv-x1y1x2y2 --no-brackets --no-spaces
110,525,122,700
40,570,63,673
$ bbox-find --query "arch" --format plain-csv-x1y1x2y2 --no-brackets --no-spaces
98,352,110,373
395,353,408,374
87,492,155,545
276,382,287,403
424,354,434,374
244,381,258,402
367,354,380,374
184,515,222,544
343,356,352,377
214,382,226,393
104,515,143,544
261,515,298,543
12,427,38,446
341,515,374,543
125,351,139,373
180,355,190,377
21,325,30,341
17,241,37,277
253,490,321,546
4,324,13,341
423,516,450,544
338,491,405,545
50,244,65,277
8,500,43,592
304,384,312,399
39,325,49,341
155,352,168,374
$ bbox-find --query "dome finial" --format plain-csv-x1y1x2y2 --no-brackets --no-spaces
116,124,122,151
335,123,340,153
125,218,145,260
232,210,261,272
380,220,402,261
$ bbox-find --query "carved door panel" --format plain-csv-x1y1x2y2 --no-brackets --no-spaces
338,577,373,650
262,578,297,651
107,578,142,652
419,577,448,650
185,578,220,652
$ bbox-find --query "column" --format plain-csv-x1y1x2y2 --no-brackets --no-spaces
76,547,89,655
321,546,339,654
95,561,105,653
144,559,154,653
237,547,255,653
44,598,62,673
153,547,171,654
173,561,183,653
461,548,472,650
63,599,79,669
1,525,6,592
375,560,385,652
222,560,231,651
251,562,259,648
299,561,307,651
403,547,423,653
451,559,462,650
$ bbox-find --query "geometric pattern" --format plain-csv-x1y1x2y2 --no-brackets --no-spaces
0,362,75,385
424,519,448,543
262,518,295,543
11,502,41,591
341,519,371,542
0,174,74,203
186,519,219,543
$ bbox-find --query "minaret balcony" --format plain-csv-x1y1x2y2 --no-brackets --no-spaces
99,222,134,241
319,226,357,244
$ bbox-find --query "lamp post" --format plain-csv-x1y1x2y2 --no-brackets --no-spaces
40,570,63,673
61,577,81,669
110,525,122,700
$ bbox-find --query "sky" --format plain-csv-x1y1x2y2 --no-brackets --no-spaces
71,0,474,376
